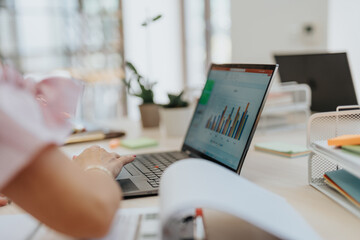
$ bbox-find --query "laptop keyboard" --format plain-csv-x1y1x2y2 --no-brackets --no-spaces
125,151,189,188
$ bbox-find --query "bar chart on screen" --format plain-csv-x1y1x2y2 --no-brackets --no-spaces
205,103,250,141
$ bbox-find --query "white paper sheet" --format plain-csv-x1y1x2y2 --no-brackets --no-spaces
0,208,159,240
0,213,41,240
92,207,159,240
160,158,321,240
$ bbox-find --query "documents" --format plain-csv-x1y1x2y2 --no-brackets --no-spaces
159,159,320,240
0,208,159,240
0,214,41,240
324,169,360,208
0,159,320,240
106,159,320,240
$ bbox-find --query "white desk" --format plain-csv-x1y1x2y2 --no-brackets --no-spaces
1,119,360,239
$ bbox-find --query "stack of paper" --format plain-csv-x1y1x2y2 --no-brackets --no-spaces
254,142,310,158
324,169,360,209
328,134,360,156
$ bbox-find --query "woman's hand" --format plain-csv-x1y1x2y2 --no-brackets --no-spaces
74,146,135,178
0,194,9,207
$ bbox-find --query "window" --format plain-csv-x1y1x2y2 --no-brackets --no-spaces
0,0,126,120
183,0,231,91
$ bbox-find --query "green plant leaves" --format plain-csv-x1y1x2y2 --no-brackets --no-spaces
163,90,189,108
141,14,162,27
123,61,156,104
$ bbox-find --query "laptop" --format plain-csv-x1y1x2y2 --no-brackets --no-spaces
274,52,358,112
117,63,278,197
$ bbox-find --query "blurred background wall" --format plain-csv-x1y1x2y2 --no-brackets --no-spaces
0,0,359,121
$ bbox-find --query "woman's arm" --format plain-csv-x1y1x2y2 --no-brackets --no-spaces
2,145,134,238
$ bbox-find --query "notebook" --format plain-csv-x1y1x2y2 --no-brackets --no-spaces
116,63,278,197
324,169,360,208
342,145,360,156
254,142,310,158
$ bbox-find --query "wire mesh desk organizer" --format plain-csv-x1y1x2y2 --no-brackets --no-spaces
258,83,311,131
307,106,360,218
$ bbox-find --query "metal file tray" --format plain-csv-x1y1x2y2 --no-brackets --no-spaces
259,83,311,131
307,107,360,218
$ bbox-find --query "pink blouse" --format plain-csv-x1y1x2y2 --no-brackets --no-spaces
0,64,82,190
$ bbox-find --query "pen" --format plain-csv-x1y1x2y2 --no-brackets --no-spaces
194,208,207,240
65,130,125,145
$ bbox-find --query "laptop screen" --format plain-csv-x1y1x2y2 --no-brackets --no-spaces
183,64,276,171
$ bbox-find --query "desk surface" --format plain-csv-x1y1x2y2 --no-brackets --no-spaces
1,119,360,239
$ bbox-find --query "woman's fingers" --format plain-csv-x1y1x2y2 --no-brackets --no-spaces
118,155,136,165
105,155,136,177
75,145,136,177
0,196,9,207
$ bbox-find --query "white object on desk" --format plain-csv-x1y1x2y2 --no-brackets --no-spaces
307,109,360,219
0,208,160,240
160,159,321,240
0,214,40,240
92,207,159,240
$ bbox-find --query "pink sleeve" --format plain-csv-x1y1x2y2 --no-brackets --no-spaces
0,65,82,190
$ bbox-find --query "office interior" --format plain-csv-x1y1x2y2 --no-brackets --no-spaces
1,0,360,239
2,0,360,121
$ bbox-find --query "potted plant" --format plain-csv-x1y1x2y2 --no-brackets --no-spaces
160,91,193,137
123,62,160,128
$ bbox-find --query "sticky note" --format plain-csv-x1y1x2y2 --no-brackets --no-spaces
254,142,310,158
121,137,158,149
328,134,360,146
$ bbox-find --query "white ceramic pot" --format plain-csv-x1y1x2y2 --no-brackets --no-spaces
160,106,193,137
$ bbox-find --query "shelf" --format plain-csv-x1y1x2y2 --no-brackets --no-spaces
310,141,360,179
307,108,360,218
259,83,311,131
310,181,360,218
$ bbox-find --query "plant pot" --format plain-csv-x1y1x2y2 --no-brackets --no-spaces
160,106,193,137
139,103,160,128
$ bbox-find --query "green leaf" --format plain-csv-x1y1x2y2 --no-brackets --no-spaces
163,90,189,108
152,14,162,22
126,61,138,75
141,14,162,27
124,62,156,103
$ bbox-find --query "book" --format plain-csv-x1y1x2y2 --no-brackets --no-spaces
342,145,360,156
328,134,360,147
254,142,310,158
0,159,320,240
324,169,360,208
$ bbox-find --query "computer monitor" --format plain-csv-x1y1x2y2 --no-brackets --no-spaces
274,52,357,112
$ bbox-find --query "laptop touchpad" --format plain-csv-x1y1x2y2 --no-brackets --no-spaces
118,179,139,192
